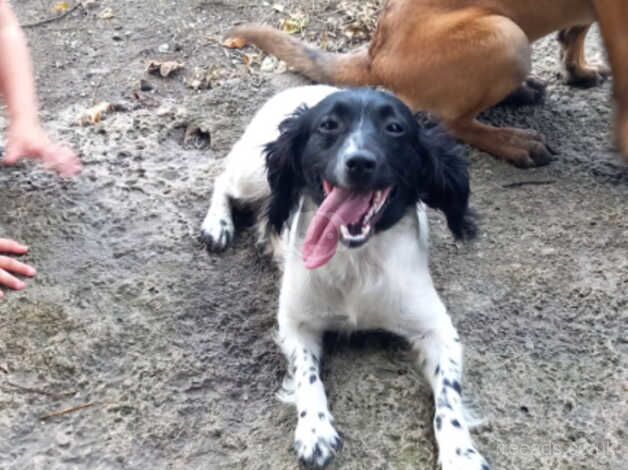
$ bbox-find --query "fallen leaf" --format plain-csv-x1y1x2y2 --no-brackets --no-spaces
147,60,184,78
280,14,308,35
184,67,224,90
99,7,114,19
78,102,113,126
260,56,277,73
241,53,260,67
222,37,247,49
53,1,70,13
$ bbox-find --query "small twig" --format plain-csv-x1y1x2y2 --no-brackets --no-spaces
2,380,75,400
22,4,82,29
40,401,111,420
502,179,556,189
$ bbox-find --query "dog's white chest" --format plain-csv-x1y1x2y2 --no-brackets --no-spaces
280,209,432,333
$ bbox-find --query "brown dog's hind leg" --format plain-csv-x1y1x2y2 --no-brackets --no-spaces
593,0,628,159
558,25,611,88
427,14,554,166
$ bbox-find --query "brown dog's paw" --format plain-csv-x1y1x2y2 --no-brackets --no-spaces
564,64,611,88
498,129,556,168
511,144,554,168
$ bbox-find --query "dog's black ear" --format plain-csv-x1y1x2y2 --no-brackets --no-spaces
415,127,477,240
264,105,309,233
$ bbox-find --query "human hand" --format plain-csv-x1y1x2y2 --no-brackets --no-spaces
2,119,81,177
0,238,36,300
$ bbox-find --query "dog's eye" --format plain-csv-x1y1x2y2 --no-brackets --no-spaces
385,122,405,135
319,118,340,133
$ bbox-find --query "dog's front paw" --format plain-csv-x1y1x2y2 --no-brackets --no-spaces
440,446,491,470
293,413,342,469
200,213,234,252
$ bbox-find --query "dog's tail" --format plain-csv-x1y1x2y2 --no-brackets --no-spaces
225,24,374,86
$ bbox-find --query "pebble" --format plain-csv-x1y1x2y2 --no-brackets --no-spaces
55,432,71,448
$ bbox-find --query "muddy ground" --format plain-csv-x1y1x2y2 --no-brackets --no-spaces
0,1,626,469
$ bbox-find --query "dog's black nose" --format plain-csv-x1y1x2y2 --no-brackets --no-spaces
345,153,376,177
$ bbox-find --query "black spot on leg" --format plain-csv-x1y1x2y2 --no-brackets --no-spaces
311,353,319,364
453,337,460,343
437,396,452,410
435,416,442,431
451,419,461,428
219,219,227,227
481,465,491,470
300,411,307,418
309,374,317,384
311,428,316,434
434,364,440,376
318,412,325,420
456,448,462,456
443,378,462,395
309,366,316,372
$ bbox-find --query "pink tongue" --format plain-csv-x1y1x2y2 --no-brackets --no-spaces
303,187,373,269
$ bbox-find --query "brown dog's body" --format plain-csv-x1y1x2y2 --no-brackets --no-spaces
226,0,628,167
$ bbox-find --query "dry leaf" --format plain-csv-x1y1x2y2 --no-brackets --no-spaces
99,7,114,19
53,1,70,13
241,53,260,67
260,56,277,73
78,102,113,126
280,14,308,35
184,67,223,90
147,60,184,78
222,37,247,49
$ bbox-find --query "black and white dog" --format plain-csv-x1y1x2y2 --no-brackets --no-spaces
201,85,489,469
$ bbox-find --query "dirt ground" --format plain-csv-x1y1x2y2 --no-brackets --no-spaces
0,1,626,469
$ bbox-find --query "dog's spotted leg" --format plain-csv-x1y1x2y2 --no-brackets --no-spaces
386,286,491,470
411,317,491,470
276,321,341,469
200,173,235,251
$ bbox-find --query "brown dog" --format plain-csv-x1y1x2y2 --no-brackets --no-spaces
224,0,628,168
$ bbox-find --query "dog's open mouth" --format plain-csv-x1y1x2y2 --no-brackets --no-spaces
302,180,393,269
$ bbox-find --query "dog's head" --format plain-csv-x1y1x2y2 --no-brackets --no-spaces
265,88,476,268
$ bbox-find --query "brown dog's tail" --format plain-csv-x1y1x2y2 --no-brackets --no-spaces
225,24,373,86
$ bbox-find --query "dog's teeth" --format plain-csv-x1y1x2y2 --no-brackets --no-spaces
362,224,370,235
340,225,350,239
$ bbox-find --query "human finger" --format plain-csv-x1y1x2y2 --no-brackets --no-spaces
0,256,36,277
0,239,29,254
